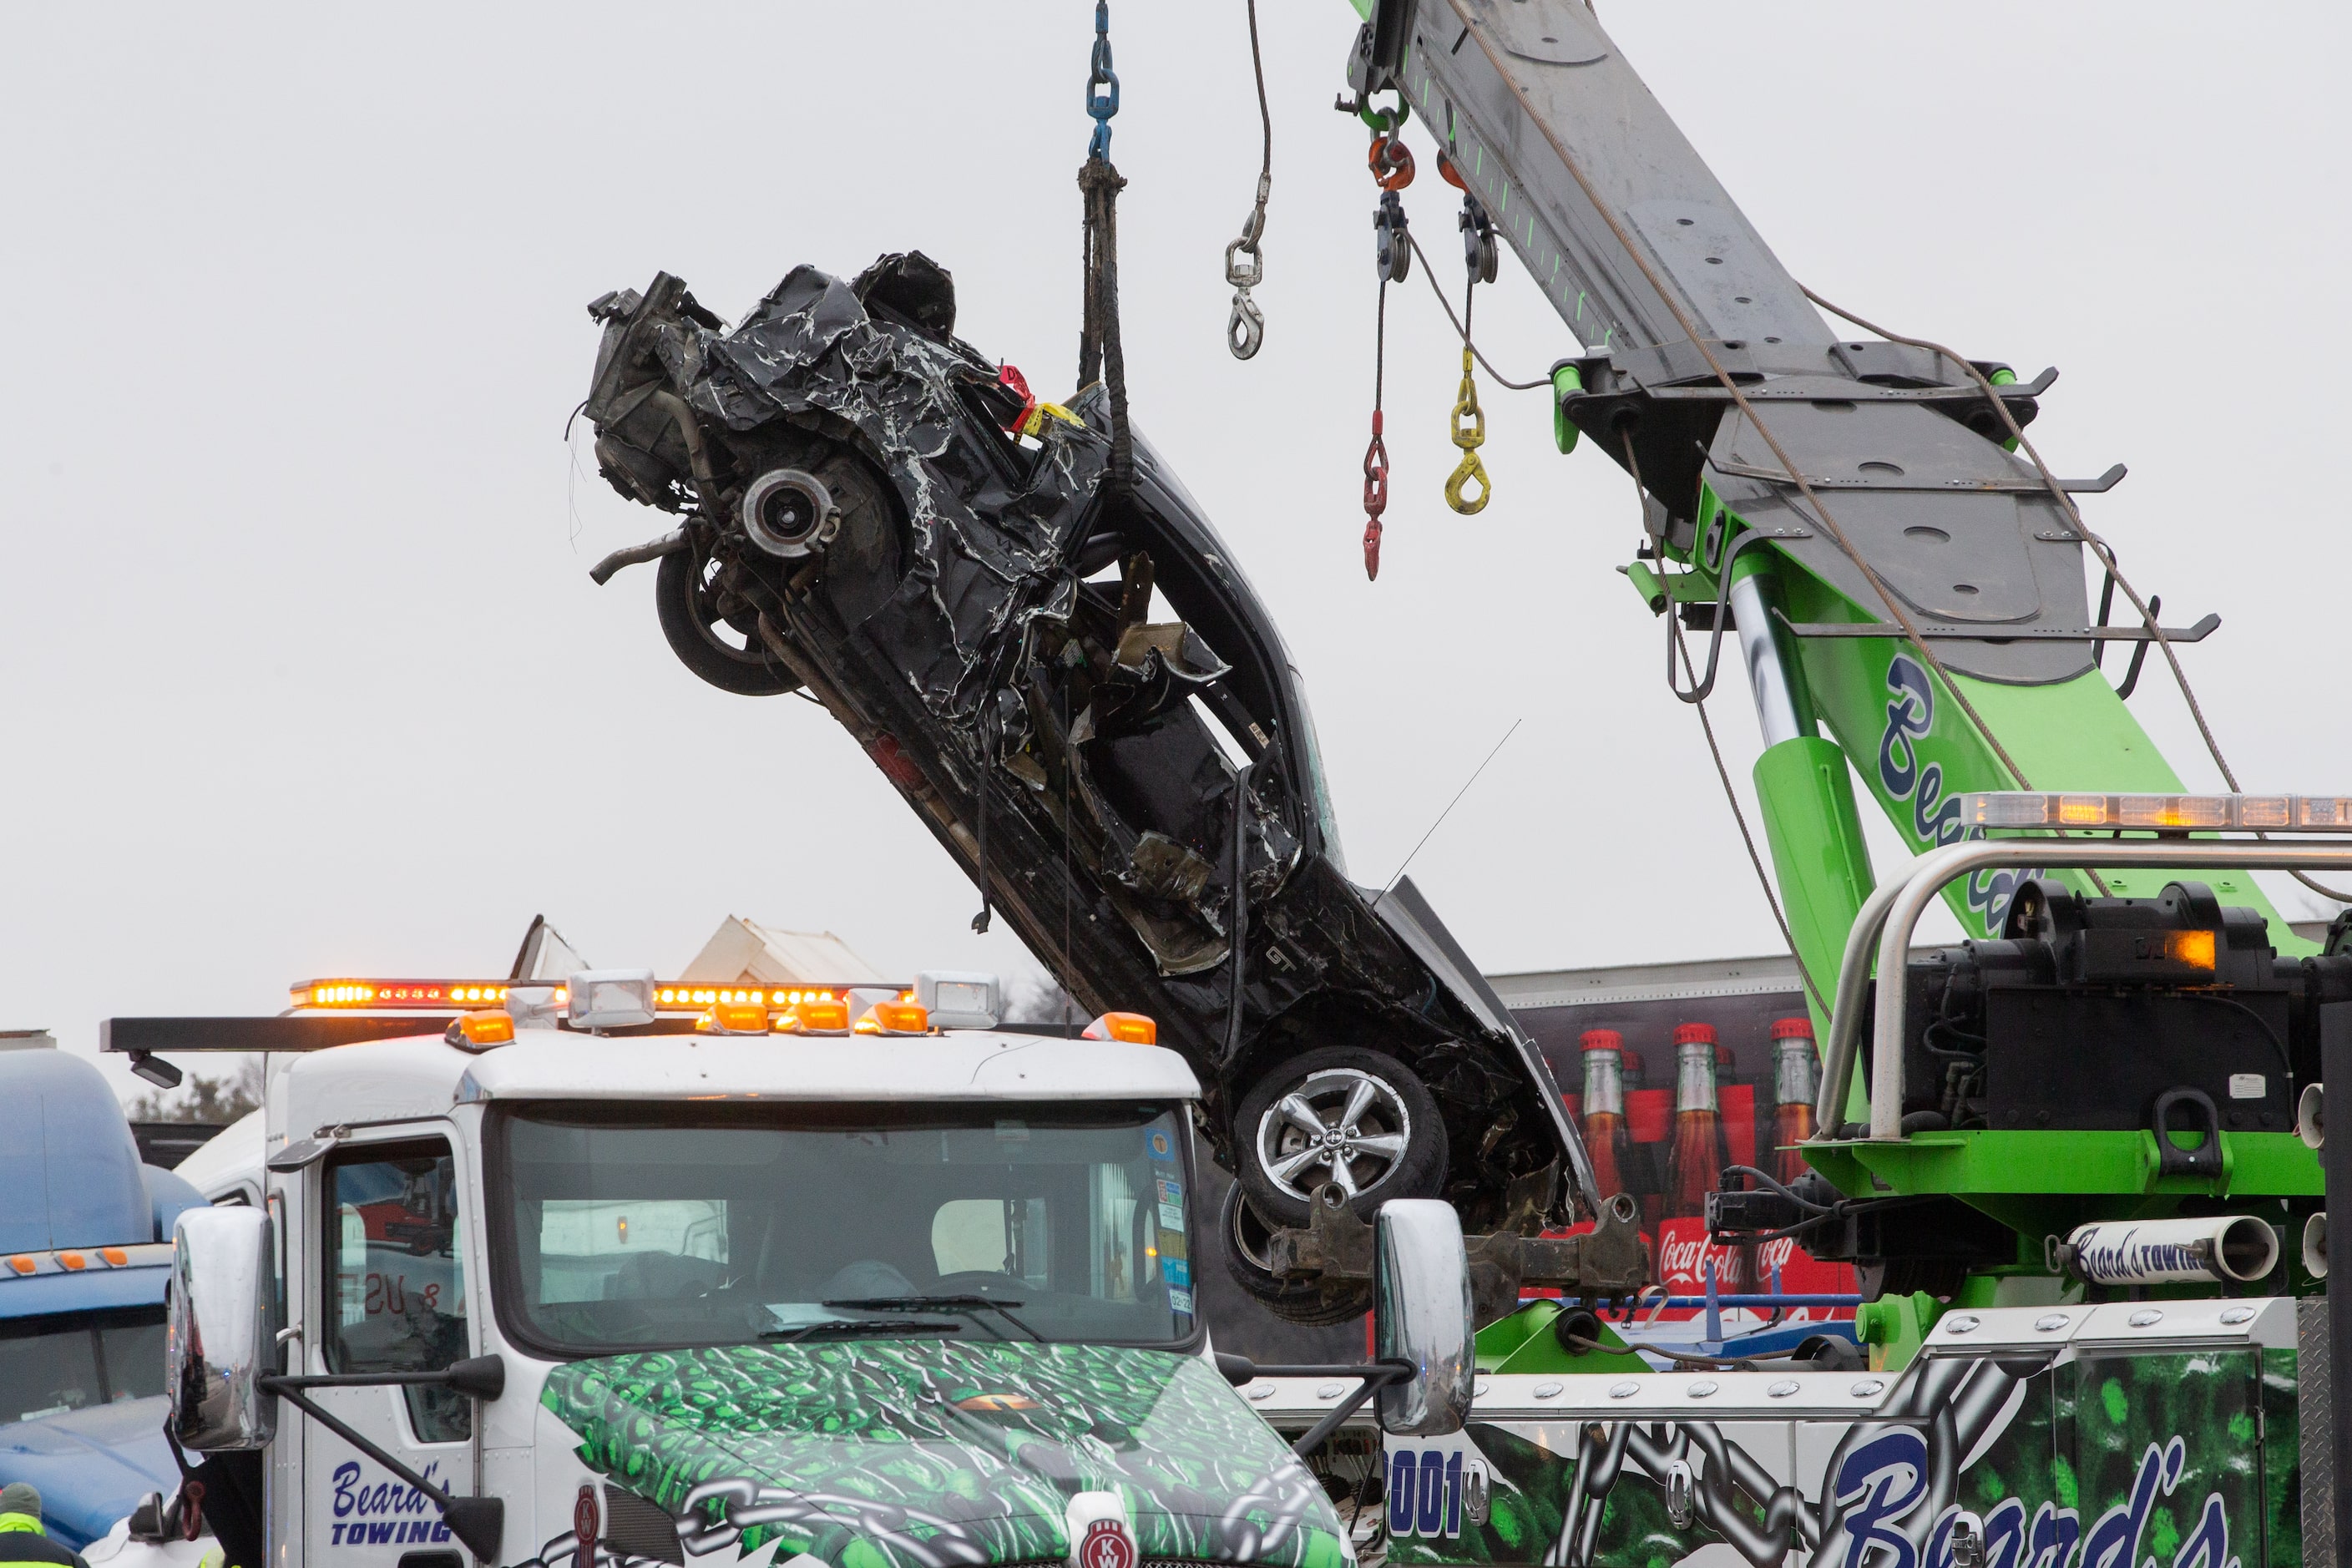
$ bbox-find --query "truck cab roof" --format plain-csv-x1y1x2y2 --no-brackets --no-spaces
274,1024,1203,1136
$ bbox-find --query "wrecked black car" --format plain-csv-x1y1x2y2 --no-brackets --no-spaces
580,253,1591,1318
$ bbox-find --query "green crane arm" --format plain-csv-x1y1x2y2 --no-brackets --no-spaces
1332,0,2304,1022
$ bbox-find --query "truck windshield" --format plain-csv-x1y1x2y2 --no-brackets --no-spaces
489,1101,1199,1355
0,1307,168,1424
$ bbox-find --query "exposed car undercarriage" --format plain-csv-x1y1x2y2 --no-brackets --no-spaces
582,253,1593,1313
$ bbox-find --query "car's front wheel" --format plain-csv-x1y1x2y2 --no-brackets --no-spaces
1232,1045,1449,1229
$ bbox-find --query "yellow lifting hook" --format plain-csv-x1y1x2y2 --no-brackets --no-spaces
1444,345,1490,514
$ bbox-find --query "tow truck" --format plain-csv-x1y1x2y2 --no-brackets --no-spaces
569,0,2352,1561
1242,3,2352,1563
111,969,1485,1568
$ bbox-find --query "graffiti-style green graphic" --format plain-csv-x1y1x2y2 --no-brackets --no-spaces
543,1339,1350,1568
1389,1350,2289,1568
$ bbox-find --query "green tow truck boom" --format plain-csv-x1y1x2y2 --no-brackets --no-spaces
1328,0,2348,1278
1253,5,2352,1564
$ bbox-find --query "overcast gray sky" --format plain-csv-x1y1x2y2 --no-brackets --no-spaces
6,4,2347,1100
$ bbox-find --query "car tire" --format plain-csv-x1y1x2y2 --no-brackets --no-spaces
1217,1182,1373,1327
654,546,801,695
1232,1045,1449,1229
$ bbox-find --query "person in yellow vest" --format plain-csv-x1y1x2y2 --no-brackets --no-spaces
0,1485,87,1568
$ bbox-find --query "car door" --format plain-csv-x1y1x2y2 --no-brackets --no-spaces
301,1132,478,1565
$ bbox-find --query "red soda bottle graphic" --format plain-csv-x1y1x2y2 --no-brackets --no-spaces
1771,1016,1820,1186
1578,1029,1635,1206
1663,1021,1731,1221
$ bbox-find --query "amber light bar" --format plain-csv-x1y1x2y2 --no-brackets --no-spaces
292,979,898,1013
294,980,542,1009
655,984,873,1011
1960,792,2352,833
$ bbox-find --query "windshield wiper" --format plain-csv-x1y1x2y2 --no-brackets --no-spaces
824,1295,1043,1343
760,1316,962,1345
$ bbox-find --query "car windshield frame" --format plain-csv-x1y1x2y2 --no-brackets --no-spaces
483,1098,1206,1361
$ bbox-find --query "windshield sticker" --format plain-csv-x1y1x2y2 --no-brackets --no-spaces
1156,1176,1182,1206
1146,1129,1175,1161
1168,1287,1195,1316
1162,1257,1191,1289
1158,1202,1185,1231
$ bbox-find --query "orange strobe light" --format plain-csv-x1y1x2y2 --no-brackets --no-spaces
445,1011,515,1050
1082,1011,1157,1044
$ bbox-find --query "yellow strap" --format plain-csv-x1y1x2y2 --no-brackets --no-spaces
1018,401,1084,440
1444,346,1490,515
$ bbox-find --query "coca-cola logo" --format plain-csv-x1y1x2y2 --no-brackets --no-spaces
1656,1231,1798,1288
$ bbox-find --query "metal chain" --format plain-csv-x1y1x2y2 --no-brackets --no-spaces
1363,177,1415,581
1076,0,1131,489
1362,277,1391,580
1443,239,1490,514
1223,0,1272,359
1085,0,1118,160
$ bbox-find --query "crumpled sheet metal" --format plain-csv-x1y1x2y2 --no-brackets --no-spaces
584,253,1573,1224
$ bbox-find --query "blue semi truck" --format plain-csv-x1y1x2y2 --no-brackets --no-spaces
0,1033,209,1549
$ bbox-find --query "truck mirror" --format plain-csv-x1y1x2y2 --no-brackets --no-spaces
1371,1199,1474,1436
168,1206,279,1451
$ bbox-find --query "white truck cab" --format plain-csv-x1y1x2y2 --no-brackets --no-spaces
127,973,1474,1568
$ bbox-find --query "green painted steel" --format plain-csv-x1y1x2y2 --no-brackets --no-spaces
1473,1297,1646,1376
1797,1133,2314,1212
1753,735,1874,1032
1621,559,1666,615
1672,478,2314,953
1550,365,1582,453
1852,1288,1944,1371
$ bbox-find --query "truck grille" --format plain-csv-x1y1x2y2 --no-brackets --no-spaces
604,1485,685,1565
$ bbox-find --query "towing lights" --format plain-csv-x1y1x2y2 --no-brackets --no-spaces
294,980,851,1013
289,971,1156,1049
296,982,547,1009
1960,791,2352,832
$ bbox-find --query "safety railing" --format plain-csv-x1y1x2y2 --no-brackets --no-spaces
1813,839,2352,1141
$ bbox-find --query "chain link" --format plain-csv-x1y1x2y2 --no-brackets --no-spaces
1444,346,1490,514
1085,0,1119,160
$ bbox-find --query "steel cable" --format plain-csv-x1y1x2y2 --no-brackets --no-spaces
1441,3,2116,897
1626,432,1828,1014
1403,230,1548,389
1799,286,2352,907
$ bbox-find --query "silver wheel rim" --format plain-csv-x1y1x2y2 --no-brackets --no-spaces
1253,1067,1413,1203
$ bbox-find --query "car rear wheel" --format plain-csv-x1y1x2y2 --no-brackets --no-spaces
1217,1182,1373,1326
1232,1045,1449,1228
654,545,800,695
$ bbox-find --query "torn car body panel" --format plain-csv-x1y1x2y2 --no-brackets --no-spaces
583,255,1586,1230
